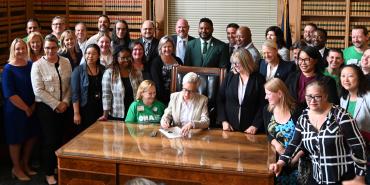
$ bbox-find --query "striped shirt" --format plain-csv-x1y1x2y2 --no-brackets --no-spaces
101,68,125,119
280,105,367,184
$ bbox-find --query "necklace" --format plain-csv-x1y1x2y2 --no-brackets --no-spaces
86,64,101,100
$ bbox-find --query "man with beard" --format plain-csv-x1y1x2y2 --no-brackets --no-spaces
312,28,329,60
344,25,369,65
171,18,194,63
303,23,317,46
86,15,111,46
136,20,159,72
184,18,229,68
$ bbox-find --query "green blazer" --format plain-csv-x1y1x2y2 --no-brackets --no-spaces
184,37,229,68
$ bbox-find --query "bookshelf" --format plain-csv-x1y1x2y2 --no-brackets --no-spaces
297,0,370,49
32,0,148,40
0,0,27,64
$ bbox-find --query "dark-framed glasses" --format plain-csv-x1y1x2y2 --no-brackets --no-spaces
305,95,322,102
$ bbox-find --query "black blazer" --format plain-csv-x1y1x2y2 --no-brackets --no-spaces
184,37,229,68
150,55,182,105
259,59,296,81
262,105,301,142
136,37,159,72
285,71,339,113
217,72,267,132
58,48,83,70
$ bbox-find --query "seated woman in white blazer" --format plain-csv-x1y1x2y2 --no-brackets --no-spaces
161,72,210,136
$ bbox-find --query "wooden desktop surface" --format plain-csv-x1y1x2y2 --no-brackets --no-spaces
56,121,275,185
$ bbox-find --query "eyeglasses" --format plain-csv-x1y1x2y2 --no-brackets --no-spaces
182,88,196,94
118,56,132,62
305,95,322,102
298,57,312,64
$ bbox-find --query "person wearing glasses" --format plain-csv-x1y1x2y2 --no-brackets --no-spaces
217,48,266,134
99,46,143,121
151,35,182,105
161,72,210,136
31,34,72,185
125,80,165,123
71,44,105,133
270,80,367,185
285,46,338,114
50,16,65,41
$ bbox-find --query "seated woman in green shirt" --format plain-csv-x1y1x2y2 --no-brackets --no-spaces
125,80,165,123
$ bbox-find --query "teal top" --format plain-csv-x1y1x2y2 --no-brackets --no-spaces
343,46,363,65
125,99,165,124
347,100,357,117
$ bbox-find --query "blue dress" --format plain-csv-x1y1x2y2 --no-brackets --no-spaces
2,61,38,144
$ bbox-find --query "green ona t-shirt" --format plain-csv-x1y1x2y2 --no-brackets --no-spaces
343,46,363,66
125,100,165,124
347,100,357,118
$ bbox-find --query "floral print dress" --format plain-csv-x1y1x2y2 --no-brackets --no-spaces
268,115,298,185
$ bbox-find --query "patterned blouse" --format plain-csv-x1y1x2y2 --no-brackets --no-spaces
268,116,295,148
280,105,367,184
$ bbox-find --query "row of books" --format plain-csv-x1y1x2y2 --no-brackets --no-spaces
327,39,345,49
350,22,370,31
351,2,370,16
68,14,143,29
33,0,66,6
302,1,346,16
68,0,103,6
301,21,346,37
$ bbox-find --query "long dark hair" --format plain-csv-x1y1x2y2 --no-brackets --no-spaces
112,20,131,48
339,64,369,99
84,44,101,65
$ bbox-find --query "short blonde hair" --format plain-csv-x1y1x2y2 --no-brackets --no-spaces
231,48,257,74
136,80,156,100
27,31,44,60
8,38,28,62
264,78,295,112
262,39,277,50
157,35,175,55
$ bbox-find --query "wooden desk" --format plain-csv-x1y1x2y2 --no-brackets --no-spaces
56,121,275,185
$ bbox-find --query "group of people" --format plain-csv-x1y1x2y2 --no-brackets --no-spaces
2,14,370,185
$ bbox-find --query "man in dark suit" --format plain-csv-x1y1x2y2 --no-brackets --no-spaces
235,26,261,66
259,40,295,81
184,18,229,68
136,20,159,72
226,23,239,56
171,18,194,63
313,28,329,62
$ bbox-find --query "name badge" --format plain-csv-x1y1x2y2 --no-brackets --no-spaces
152,107,157,112
137,105,144,112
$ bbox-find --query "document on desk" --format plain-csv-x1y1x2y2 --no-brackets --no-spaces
159,127,183,139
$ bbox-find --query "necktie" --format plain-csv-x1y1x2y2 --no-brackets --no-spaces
202,41,208,54
144,41,150,57
178,39,186,62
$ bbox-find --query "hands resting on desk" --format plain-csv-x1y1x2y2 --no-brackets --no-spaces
222,121,258,134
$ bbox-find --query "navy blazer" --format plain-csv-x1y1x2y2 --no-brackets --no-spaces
259,59,296,81
184,37,229,68
217,72,267,132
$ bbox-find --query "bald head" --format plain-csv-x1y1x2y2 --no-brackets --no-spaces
176,18,190,39
141,20,155,39
236,26,252,47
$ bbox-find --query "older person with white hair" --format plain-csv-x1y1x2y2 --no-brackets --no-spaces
160,72,210,136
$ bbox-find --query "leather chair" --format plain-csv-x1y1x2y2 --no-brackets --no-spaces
170,66,226,128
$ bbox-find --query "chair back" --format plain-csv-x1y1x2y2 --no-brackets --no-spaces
170,66,226,128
